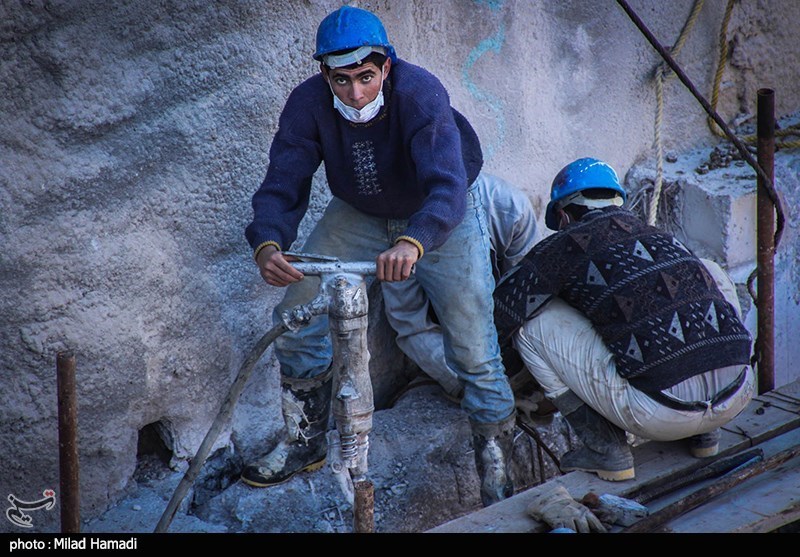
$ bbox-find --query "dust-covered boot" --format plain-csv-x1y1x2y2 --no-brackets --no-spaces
552,390,635,482
241,368,332,487
688,428,720,458
470,413,517,507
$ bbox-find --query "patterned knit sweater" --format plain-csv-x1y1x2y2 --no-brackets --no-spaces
493,207,752,392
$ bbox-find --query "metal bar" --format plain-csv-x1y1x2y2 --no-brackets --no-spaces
56,351,80,533
536,443,545,486
622,444,800,533
762,390,800,405
292,261,378,277
516,420,561,469
353,480,375,533
615,0,784,249
630,448,764,505
756,88,776,395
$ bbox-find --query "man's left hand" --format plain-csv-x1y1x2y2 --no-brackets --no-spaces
377,240,419,282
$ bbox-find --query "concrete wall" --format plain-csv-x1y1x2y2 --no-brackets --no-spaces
1,0,798,531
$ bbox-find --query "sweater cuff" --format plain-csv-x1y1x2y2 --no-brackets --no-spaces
395,236,424,259
253,241,281,262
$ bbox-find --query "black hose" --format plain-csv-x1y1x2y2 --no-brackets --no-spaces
154,322,290,533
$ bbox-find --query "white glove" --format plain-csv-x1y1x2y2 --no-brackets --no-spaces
527,484,607,533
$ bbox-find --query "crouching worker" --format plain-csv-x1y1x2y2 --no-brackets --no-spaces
493,158,755,481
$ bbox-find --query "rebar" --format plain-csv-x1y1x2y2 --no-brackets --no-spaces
756,88,776,395
57,351,80,533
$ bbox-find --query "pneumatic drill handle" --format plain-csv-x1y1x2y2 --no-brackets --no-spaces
291,261,378,277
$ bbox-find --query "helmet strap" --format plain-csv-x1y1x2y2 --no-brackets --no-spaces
558,209,572,230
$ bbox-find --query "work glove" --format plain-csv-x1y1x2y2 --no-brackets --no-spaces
527,484,607,533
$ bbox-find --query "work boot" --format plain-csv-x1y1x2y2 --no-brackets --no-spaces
241,368,332,487
688,428,720,458
470,413,517,507
552,391,635,482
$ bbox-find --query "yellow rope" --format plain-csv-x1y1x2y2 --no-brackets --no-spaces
650,0,800,227
708,0,735,138
708,0,800,148
649,0,705,226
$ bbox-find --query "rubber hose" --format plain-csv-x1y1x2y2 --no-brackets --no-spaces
154,322,290,533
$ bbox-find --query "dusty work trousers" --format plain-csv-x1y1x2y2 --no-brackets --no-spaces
272,182,516,425
381,173,540,400
514,259,755,441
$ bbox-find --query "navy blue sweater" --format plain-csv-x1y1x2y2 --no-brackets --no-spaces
245,59,483,255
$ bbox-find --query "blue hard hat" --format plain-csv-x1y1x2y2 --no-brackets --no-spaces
314,6,397,65
545,158,627,230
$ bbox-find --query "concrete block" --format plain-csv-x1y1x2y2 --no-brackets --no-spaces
626,147,759,269
679,175,757,269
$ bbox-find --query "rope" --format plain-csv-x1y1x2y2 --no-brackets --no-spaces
708,0,735,138
649,0,798,227
649,0,705,226
619,0,788,393
705,0,794,354
619,0,786,246
708,0,800,149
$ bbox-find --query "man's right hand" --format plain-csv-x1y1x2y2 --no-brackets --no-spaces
256,245,304,287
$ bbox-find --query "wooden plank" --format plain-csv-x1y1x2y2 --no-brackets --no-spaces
428,378,800,533
733,502,800,533
657,427,800,533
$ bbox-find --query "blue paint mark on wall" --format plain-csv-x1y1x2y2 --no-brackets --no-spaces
462,0,506,161
476,0,504,11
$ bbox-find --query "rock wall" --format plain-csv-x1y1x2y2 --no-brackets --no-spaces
1,0,798,532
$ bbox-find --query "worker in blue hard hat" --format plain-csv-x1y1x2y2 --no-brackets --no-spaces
494,157,756,488
243,5,517,507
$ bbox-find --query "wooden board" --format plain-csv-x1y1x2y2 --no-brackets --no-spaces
657,427,800,533
428,379,800,533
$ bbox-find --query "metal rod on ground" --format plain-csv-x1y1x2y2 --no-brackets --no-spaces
615,0,784,249
621,444,800,533
154,322,289,533
536,443,545,486
516,420,561,469
353,480,375,533
628,448,764,505
57,351,80,534
756,88,776,395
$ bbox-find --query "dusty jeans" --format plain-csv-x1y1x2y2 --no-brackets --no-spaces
272,181,515,425
380,173,539,400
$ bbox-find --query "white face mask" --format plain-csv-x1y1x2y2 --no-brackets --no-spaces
329,69,385,124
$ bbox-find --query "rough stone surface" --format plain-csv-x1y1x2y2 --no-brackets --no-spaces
82,385,569,533
1,0,798,533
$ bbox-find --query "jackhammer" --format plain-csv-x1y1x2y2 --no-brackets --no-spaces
155,253,379,533
289,253,378,532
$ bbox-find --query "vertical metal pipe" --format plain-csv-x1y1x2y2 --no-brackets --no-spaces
327,275,375,532
353,480,374,533
56,351,80,533
756,88,776,395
